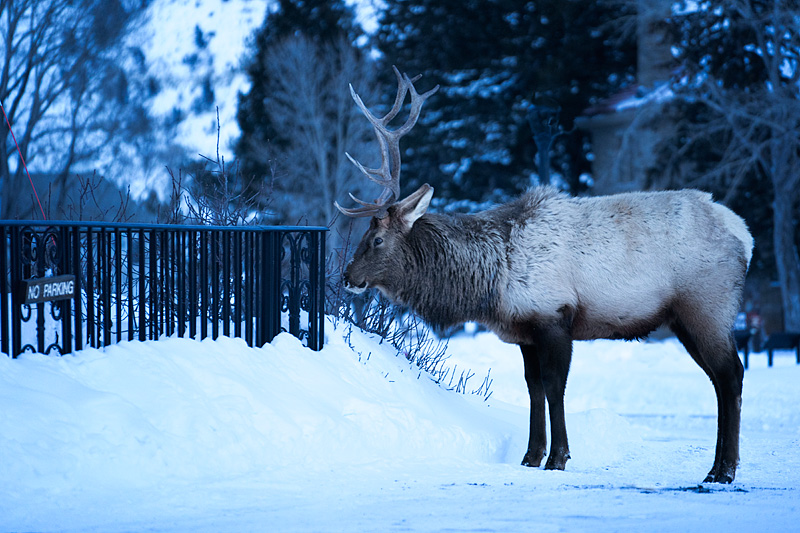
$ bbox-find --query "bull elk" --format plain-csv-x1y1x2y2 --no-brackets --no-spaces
336,67,753,484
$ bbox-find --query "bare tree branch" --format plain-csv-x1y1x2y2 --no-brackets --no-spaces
251,35,383,249
665,0,800,329
0,0,153,219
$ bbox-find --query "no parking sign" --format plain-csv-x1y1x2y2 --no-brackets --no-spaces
20,275,76,304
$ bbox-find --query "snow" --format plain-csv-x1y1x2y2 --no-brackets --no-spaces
346,0,383,35
614,82,675,113
142,0,272,159
672,1,703,16
135,0,381,198
141,0,381,160
2,318,799,531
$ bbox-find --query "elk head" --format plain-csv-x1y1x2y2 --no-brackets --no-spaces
336,67,439,297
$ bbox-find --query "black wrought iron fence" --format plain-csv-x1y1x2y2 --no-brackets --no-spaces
0,221,327,357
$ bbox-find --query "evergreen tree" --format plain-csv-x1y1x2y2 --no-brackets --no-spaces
658,0,800,330
235,0,364,188
376,0,636,203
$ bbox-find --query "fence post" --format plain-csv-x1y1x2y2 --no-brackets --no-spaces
0,225,8,356
189,230,197,339
10,227,23,357
233,232,242,338
101,228,112,347
222,230,231,337
31,230,45,354
73,226,83,351
256,232,265,346
138,229,146,342
318,231,326,350
127,229,134,342
308,230,325,351
177,230,185,338
287,233,301,339
200,230,208,340
244,231,254,346
60,226,73,354
114,228,122,344
257,231,282,347
86,227,95,347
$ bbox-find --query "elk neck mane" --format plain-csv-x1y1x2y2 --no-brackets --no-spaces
391,187,563,331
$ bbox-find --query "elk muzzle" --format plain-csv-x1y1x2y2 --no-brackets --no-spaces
342,262,368,294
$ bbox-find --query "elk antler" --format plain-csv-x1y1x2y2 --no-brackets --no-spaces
335,66,439,218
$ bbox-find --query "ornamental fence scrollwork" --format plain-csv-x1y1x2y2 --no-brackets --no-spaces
1,221,327,358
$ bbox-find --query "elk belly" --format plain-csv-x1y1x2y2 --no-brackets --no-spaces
571,282,674,341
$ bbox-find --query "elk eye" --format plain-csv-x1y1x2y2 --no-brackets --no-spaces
373,237,383,246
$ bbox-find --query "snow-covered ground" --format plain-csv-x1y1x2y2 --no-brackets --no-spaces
1,318,799,532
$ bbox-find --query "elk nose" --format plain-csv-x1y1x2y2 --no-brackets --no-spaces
342,276,367,294
342,261,367,292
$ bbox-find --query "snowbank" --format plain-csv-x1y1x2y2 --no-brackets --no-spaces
0,325,511,491
1,319,799,531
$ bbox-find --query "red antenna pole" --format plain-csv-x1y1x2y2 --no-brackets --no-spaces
1,100,46,220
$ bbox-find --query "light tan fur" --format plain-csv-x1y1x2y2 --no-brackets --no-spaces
492,188,752,343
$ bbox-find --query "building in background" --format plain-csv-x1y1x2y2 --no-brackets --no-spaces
577,0,674,195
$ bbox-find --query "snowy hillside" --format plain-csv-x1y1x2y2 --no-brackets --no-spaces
142,0,271,161
1,318,799,532
141,0,378,166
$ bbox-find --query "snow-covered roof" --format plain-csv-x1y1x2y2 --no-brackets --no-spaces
582,82,675,118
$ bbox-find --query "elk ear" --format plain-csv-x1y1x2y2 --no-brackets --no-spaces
396,184,434,230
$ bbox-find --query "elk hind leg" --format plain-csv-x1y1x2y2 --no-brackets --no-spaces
672,320,743,483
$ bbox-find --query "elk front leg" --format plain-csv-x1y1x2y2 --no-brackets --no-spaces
536,324,573,470
520,344,547,467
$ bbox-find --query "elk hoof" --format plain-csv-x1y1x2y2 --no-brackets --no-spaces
704,473,734,484
704,465,735,484
544,448,570,471
521,449,545,468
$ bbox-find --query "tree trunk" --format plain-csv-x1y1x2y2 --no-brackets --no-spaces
772,192,800,331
